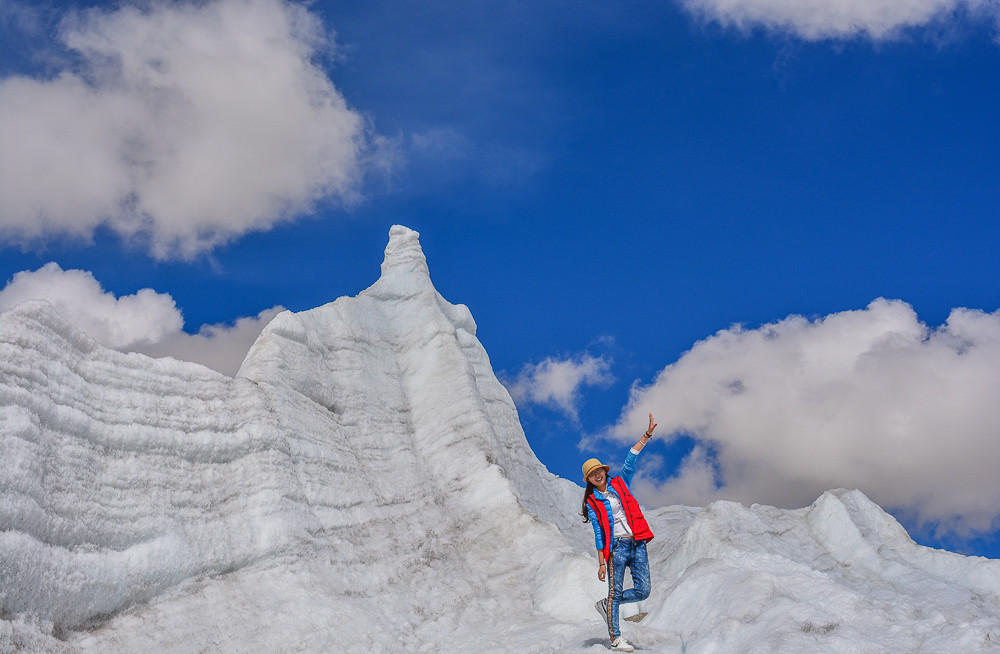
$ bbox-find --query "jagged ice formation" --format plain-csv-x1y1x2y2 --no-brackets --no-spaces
2,226,1000,653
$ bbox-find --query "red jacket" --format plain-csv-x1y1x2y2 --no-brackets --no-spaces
586,476,654,562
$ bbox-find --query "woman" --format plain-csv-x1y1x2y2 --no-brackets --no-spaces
581,413,657,653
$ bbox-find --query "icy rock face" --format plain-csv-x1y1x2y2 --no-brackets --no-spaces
0,302,272,626
0,226,588,652
237,225,583,544
3,225,1000,653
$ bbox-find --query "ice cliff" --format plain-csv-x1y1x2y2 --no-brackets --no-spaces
2,226,1000,653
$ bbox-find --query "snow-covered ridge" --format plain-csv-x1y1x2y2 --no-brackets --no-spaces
645,489,1000,651
2,226,1000,653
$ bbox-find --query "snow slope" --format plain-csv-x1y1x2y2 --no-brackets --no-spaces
2,226,1000,653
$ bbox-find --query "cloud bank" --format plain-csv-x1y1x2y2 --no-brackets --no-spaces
0,263,281,376
0,0,366,259
613,299,1000,534
678,0,993,40
506,353,613,422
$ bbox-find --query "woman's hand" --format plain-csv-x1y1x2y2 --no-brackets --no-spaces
598,561,606,581
644,412,657,439
634,412,658,451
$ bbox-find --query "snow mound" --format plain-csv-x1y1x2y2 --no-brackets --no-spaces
639,489,1000,652
2,226,1000,653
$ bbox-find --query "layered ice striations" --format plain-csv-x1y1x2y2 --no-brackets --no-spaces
2,226,1000,653
0,226,583,652
0,301,278,626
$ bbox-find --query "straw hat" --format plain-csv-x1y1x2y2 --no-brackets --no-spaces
582,458,610,483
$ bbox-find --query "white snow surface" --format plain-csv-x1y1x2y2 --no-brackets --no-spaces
2,225,1000,653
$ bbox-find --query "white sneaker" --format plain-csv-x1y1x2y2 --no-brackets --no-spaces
595,598,608,621
611,636,634,652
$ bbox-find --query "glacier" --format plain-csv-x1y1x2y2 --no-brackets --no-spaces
2,225,1000,653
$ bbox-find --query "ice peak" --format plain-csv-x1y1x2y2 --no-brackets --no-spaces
359,225,448,305
375,225,431,290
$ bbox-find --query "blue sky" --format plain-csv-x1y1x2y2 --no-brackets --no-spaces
1,0,999,556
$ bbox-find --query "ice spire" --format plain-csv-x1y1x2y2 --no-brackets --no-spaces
381,225,430,278
367,225,435,300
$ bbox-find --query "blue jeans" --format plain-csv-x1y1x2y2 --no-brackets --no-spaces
603,538,650,640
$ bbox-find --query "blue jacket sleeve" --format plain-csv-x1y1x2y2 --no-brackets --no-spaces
618,448,640,488
587,502,604,553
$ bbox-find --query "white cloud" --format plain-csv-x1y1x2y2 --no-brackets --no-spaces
630,446,721,508
507,354,613,422
0,0,366,259
134,306,284,377
0,263,280,376
613,299,1000,533
0,263,184,348
678,0,993,40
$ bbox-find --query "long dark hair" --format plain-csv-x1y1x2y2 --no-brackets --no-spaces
580,482,596,522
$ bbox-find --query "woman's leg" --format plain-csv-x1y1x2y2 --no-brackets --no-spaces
620,540,650,603
605,540,629,641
